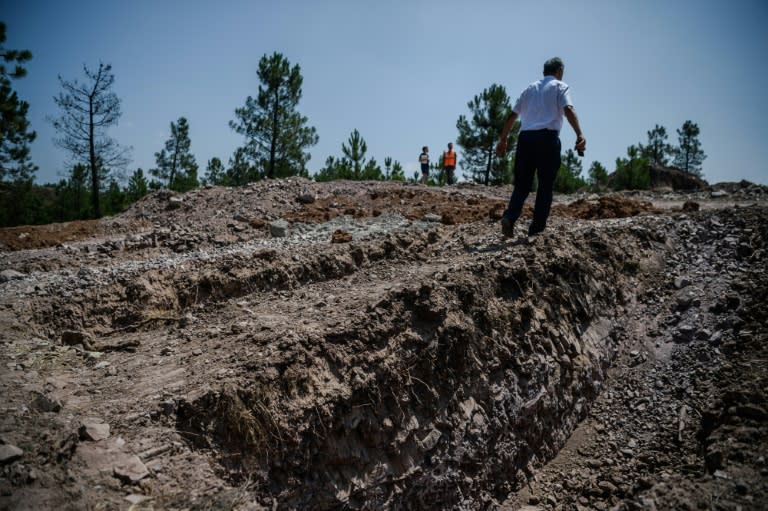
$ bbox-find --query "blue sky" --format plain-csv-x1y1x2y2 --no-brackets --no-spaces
4,0,768,185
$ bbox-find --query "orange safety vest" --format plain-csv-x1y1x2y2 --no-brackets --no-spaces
443,150,456,167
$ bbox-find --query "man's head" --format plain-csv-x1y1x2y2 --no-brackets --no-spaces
543,57,565,79
447,142,453,150
423,146,428,152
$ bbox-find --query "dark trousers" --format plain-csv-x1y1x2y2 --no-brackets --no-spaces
444,166,456,185
503,129,561,235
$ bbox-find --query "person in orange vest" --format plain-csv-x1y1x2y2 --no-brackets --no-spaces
442,142,457,185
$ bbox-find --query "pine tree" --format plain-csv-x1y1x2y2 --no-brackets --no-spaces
613,145,650,190
102,179,126,215
588,161,608,187
390,161,405,182
230,52,318,179
0,22,37,184
456,84,519,186
51,63,131,218
225,147,257,186
640,124,673,166
152,117,198,192
342,129,367,179
315,156,352,182
126,168,149,203
672,120,706,176
554,149,586,193
203,157,225,185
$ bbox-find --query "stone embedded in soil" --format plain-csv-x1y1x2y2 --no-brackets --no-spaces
418,429,442,452
79,420,110,441
124,494,153,505
0,269,26,283
331,230,353,243
269,219,289,237
0,444,23,464
113,455,150,484
61,330,94,349
31,393,63,413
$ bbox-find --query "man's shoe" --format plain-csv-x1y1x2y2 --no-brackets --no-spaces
501,217,515,238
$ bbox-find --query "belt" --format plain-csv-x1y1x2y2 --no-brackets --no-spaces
522,128,558,133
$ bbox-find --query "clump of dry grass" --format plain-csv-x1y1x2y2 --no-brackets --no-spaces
214,385,281,456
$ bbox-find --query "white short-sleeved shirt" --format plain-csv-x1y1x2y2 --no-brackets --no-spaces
512,76,573,132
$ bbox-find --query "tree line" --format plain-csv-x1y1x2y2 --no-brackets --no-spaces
1,21,706,227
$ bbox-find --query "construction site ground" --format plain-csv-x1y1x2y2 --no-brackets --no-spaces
0,178,766,511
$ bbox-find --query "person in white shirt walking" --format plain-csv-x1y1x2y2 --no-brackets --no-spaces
496,57,586,237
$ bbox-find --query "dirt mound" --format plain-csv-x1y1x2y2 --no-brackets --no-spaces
1,180,688,253
0,218,147,251
0,180,766,510
556,195,659,219
647,164,709,191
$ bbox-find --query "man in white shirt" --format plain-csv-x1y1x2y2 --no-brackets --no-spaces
496,57,586,237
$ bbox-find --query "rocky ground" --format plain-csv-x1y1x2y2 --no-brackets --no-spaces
0,178,766,511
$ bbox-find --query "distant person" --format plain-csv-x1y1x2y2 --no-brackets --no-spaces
442,142,457,185
496,57,585,237
419,146,430,184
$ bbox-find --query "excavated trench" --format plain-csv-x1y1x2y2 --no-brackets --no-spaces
24,214,674,509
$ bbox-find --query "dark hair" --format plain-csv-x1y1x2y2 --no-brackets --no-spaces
422,146,428,152
543,57,564,76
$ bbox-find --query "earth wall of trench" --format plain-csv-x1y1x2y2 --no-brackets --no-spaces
169,226,661,509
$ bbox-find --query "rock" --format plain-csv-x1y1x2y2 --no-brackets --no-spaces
705,449,724,472
676,293,694,310
0,444,23,464
331,230,353,244
61,330,95,350
0,270,26,283
179,313,195,327
736,243,754,258
124,494,153,505
269,219,290,238
160,400,176,416
79,420,110,441
734,404,768,420
297,192,316,204
31,393,63,413
710,190,728,198
673,276,691,289
674,324,696,343
587,458,603,468
681,201,700,212
167,196,184,209
113,455,149,484
418,429,442,451
598,480,618,495
422,213,442,223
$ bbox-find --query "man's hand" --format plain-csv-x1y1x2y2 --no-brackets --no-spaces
576,135,587,156
496,139,507,157
496,111,517,158
575,135,586,155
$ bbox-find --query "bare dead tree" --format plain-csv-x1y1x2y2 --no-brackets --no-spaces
50,63,131,218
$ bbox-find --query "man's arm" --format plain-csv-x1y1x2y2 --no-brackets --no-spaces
496,110,519,157
564,106,586,153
